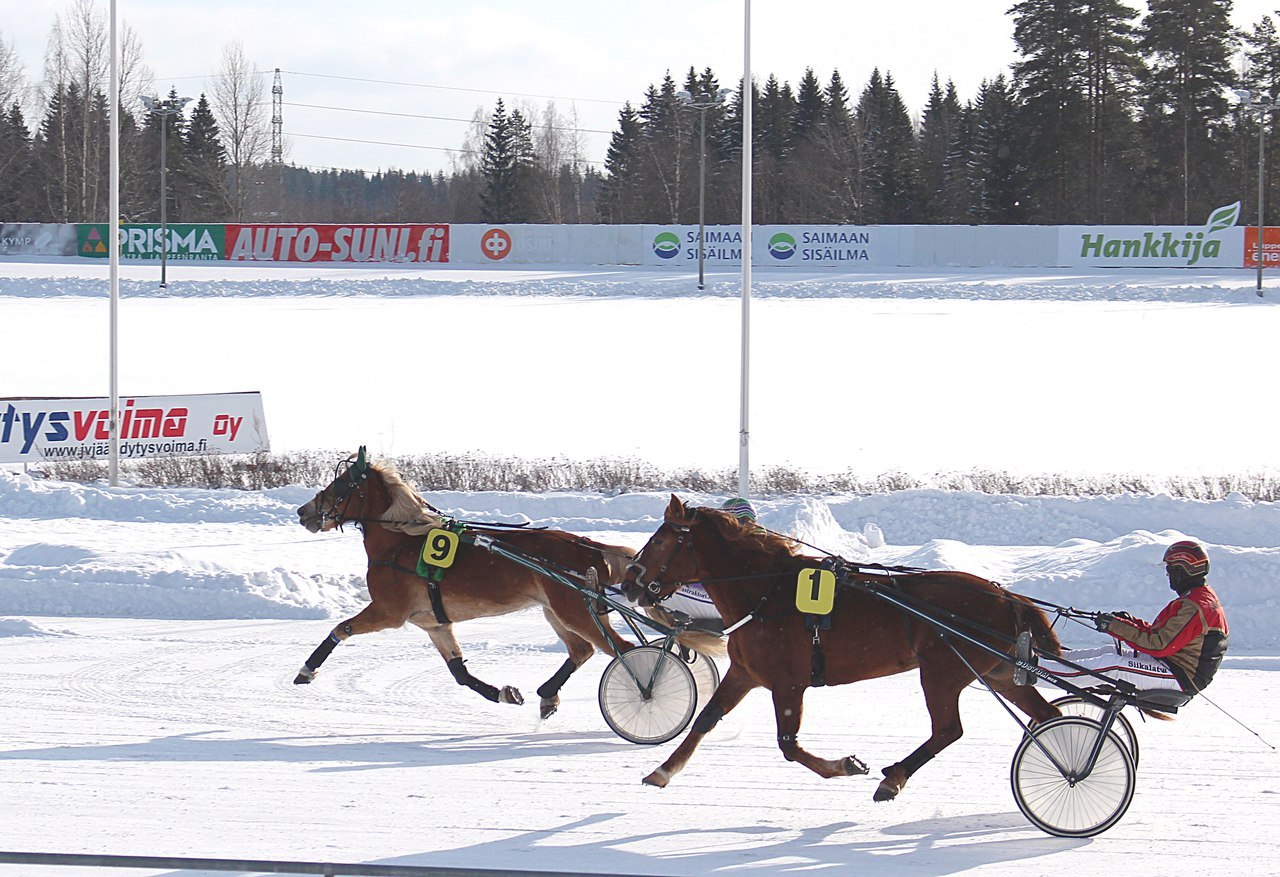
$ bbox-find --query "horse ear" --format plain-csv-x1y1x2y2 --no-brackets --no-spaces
665,494,692,524
356,445,367,467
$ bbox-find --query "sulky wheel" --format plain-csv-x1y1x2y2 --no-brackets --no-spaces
1050,694,1140,767
1011,715,1136,837
683,650,721,713
598,646,697,745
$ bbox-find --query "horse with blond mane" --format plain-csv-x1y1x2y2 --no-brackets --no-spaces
294,447,641,719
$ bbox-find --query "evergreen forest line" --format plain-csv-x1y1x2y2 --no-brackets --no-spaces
2,0,1279,228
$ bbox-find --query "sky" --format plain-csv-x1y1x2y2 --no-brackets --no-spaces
2,0,1280,177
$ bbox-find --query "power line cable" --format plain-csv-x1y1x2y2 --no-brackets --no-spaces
274,69,625,107
282,100,614,135
287,131,606,168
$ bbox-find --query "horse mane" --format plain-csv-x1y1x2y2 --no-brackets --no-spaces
371,462,448,535
696,506,800,565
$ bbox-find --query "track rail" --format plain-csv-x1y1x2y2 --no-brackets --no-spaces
0,851,641,877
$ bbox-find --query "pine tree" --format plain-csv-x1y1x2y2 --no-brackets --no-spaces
793,68,827,139
479,98,538,222
855,69,919,223
1137,0,1239,223
917,75,964,222
968,75,1026,223
599,102,643,222
1010,0,1091,221
0,102,34,219
179,94,231,220
1241,15,1280,224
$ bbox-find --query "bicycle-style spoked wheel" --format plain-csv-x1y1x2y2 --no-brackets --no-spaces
598,646,697,745
1011,716,1136,837
684,650,720,712
1050,694,1140,767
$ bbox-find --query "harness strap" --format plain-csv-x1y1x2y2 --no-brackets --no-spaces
369,557,451,625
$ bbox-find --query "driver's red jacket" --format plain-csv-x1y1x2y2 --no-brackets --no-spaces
1105,584,1229,693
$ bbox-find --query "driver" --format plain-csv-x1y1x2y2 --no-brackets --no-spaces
1040,540,1229,696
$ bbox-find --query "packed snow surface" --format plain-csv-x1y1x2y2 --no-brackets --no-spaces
1,259,1277,876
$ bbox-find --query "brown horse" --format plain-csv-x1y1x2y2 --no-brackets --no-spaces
621,495,1064,801
295,448,638,719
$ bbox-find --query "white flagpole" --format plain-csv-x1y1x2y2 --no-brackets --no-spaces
738,0,752,499
108,0,120,485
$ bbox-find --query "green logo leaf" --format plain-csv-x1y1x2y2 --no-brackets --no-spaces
1206,202,1241,233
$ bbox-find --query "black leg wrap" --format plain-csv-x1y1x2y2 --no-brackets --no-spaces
537,658,578,699
447,657,501,702
899,746,936,779
692,701,725,734
304,632,341,670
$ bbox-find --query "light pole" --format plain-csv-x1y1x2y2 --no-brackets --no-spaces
1234,89,1280,297
141,94,192,288
677,87,731,290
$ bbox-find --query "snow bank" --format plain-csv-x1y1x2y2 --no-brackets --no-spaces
2,470,1274,652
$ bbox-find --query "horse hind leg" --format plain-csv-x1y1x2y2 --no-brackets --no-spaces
426,624,523,706
772,687,869,780
536,609,598,720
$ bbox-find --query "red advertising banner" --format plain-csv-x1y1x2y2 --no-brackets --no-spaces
1243,226,1280,268
225,224,449,263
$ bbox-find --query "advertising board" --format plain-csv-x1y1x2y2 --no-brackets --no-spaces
225,224,449,263
0,392,270,464
1059,203,1245,268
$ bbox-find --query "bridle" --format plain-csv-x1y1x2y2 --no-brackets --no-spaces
316,451,371,530
626,521,699,601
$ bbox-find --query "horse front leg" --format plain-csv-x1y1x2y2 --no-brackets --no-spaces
426,625,523,706
294,604,400,684
772,687,869,779
643,663,755,788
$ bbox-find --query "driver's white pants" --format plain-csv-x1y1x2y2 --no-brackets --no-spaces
1040,643,1183,693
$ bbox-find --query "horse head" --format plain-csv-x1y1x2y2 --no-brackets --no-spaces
297,446,383,532
622,495,704,605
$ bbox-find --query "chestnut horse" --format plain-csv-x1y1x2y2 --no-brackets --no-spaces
622,495,1064,802
295,448,638,719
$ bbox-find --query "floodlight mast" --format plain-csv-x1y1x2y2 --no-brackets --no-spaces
1234,88,1280,297
677,88,731,290
141,94,193,288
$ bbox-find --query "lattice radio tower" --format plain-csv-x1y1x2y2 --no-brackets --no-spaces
271,68,283,165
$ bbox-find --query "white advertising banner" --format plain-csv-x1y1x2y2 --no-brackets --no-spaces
1059,202,1246,268
0,392,270,464
640,225,894,267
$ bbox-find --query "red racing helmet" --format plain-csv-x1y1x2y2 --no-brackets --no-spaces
1163,540,1209,577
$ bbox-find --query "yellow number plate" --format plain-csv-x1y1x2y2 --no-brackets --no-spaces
795,568,836,615
421,528,461,569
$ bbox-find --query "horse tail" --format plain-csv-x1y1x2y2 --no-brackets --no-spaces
675,629,729,658
638,606,729,658
1010,591,1062,657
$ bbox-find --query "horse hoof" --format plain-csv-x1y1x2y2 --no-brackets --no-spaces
499,686,524,706
293,669,314,685
873,783,899,802
539,697,559,720
642,769,670,788
842,755,869,776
